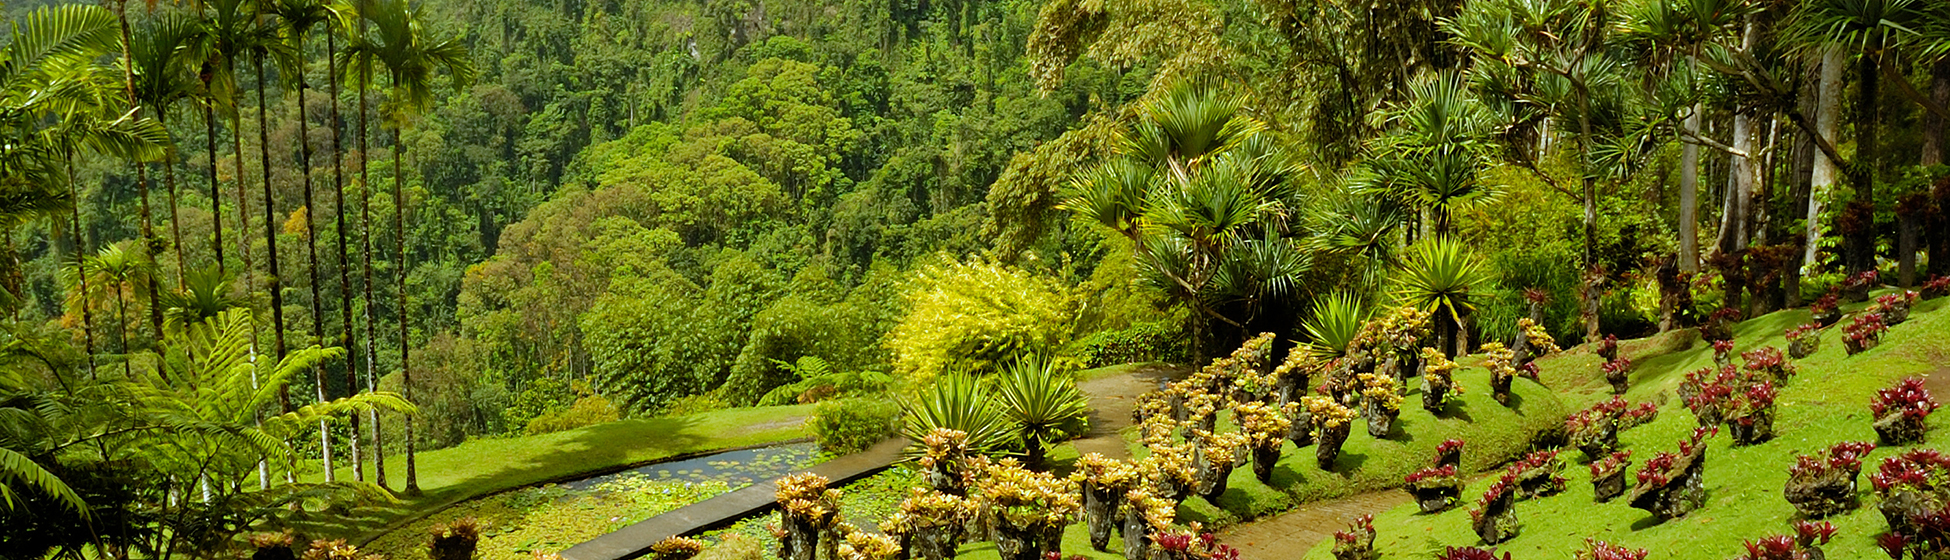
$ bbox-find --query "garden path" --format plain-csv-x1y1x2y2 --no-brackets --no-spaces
1217,489,1410,558
1072,363,1189,459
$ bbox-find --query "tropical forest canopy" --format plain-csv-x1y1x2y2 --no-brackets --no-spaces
2,0,1949,556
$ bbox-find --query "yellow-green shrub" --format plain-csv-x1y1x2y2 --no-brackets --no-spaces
885,256,1082,384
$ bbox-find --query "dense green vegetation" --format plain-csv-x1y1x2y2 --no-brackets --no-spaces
4,0,1950,557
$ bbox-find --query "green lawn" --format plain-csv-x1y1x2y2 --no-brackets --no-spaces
1303,295,1950,559
292,404,816,544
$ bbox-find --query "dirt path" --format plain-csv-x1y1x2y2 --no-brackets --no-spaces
1073,364,1190,459
1219,490,1411,558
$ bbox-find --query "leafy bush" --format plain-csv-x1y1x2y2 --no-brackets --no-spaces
758,356,893,407
524,393,622,435
1069,321,1188,367
813,398,900,454
885,257,1083,383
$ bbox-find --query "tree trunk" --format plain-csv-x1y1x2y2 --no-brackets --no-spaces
360,65,387,490
1930,60,1950,280
329,31,363,483
255,48,295,484
397,125,418,494
162,118,186,288
294,30,334,483
66,155,97,377
206,103,225,275
1680,106,1701,273
230,53,267,490
1805,47,1845,269
1720,110,1756,253
1850,45,1880,275
112,0,166,347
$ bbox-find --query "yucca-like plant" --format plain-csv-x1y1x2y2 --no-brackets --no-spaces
900,374,1017,457
992,357,1090,468
1303,292,1370,358
1396,238,1495,357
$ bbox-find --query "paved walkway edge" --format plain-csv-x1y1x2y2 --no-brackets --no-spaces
560,437,908,560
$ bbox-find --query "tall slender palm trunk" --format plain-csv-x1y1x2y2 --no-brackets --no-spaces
1850,45,1880,275
205,104,225,275
162,113,186,288
66,155,97,378
360,66,387,489
329,30,364,482
294,32,335,483
228,53,269,490
254,47,296,484
396,124,417,493
112,0,166,347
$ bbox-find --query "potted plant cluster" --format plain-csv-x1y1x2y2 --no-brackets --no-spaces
1233,401,1295,483
1421,348,1461,413
1481,342,1518,406
1810,292,1842,326
1189,430,1247,500
1871,449,1950,540
1871,377,1939,446
1784,441,1876,518
1469,474,1522,544
1702,307,1740,343
1786,323,1822,359
1577,539,1649,560
1724,380,1779,446
1357,372,1403,437
1629,427,1714,521
1512,317,1560,367
975,459,1081,560
1437,438,1466,469
1738,522,1836,560
1119,487,1176,560
1566,397,1658,460
1507,449,1567,499
884,488,973,560
1070,454,1136,552
1712,339,1737,367
1306,396,1356,470
919,428,971,495
1601,356,1633,395
1406,441,1468,513
1680,365,1739,428
1842,270,1878,303
1923,275,1950,300
1331,515,1377,560
1373,306,1433,382
1590,451,1633,503
1598,334,1620,362
1438,547,1513,560
1877,291,1920,325
1741,346,1796,385
1153,525,1239,560
837,529,902,560
1844,312,1888,356
777,473,843,560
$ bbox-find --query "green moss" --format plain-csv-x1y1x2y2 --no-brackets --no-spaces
1303,296,1950,559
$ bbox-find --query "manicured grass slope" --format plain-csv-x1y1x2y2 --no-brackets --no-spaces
1303,296,1950,559
297,404,815,544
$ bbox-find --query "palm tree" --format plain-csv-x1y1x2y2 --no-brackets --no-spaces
346,0,387,488
131,14,205,287
1060,82,1304,359
272,0,339,484
1786,0,1939,276
105,0,168,343
70,243,157,377
324,1,365,483
1619,0,1747,273
1353,71,1498,239
1394,238,1494,357
991,356,1088,469
339,0,473,492
1301,292,1370,358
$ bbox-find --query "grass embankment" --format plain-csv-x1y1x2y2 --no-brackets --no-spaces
1303,295,1950,559
293,404,816,544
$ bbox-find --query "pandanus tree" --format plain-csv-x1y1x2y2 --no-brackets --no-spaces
1444,0,1662,342
339,0,474,492
991,356,1089,469
1352,70,1499,240
1061,81,1308,359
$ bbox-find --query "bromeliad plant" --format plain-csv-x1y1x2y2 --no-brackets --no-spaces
1469,474,1521,545
836,527,903,560
1811,291,1843,326
1506,450,1567,499
1439,547,1512,560
1629,427,1715,521
1924,275,1950,300
1306,396,1357,470
1153,525,1239,560
1787,323,1823,359
1437,438,1466,469
1421,347,1462,413
883,489,974,560
919,428,972,495
1330,515,1377,560
974,458,1082,560
1680,365,1741,428
1590,451,1632,503
649,537,704,560
1785,442,1877,518
1481,342,1518,406
1357,372,1403,437
1713,339,1738,366
1871,378,1939,446
1189,430,1249,500
1513,317,1560,366
776,473,843,560
1702,307,1740,343
1566,397,1658,460
1741,346,1796,385
1601,356,1632,395
1271,346,1330,405
1724,380,1779,446
1405,464,1463,514
1120,488,1177,560
1871,449,1950,539
1071,454,1138,552
1597,334,1620,362
1875,291,1919,326
1577,539,1648,560
1233,401,1296,483
1844,313,1888,356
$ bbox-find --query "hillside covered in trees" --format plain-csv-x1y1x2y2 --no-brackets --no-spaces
4,0,1950,558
